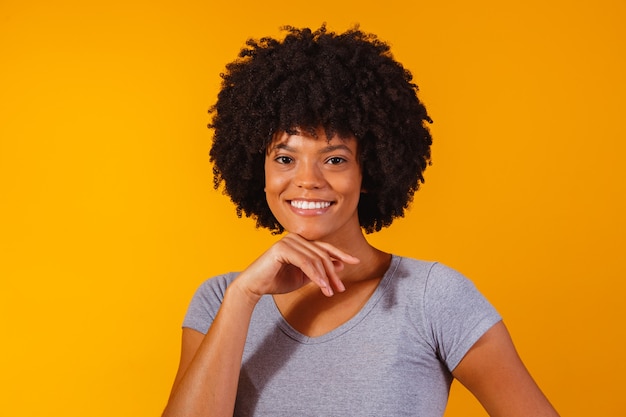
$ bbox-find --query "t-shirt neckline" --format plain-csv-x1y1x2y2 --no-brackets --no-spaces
268,254,401,344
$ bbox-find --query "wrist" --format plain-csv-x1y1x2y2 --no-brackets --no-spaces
226,279,263,309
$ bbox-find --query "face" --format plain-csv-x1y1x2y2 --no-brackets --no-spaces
264,129,363,242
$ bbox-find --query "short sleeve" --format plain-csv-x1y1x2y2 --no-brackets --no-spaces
182,273,238,334
423,263,502,371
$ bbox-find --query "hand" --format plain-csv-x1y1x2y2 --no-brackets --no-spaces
234,233,360,300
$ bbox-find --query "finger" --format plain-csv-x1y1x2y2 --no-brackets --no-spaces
279,235,345,296
286,236,356,294
314,241,361,265
270,238,329,295
286,241,336,296
307,241,361,292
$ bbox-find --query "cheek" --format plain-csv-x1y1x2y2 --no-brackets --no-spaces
263,160,277,193
263,169,291,208
264,171,283,194
345,173,363,196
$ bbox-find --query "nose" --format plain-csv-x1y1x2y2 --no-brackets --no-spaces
294,161,325,189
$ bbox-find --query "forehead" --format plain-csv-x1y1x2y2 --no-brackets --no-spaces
268,129,357,150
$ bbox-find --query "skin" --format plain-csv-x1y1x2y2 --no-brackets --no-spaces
162,129,559,417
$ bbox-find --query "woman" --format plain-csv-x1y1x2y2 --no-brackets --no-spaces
163,25,559,417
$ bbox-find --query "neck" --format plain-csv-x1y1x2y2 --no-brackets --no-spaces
288,215,391,283
322,230,391,284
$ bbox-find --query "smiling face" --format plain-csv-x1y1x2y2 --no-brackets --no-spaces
264,129,363,243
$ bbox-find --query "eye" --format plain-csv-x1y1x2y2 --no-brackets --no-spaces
274,156,293,164
326,156,347,165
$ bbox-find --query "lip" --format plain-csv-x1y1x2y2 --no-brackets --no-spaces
288,199,334,215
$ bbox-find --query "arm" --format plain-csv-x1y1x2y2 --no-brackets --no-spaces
162,234,359,417
162,282,260,417
452,321,559,417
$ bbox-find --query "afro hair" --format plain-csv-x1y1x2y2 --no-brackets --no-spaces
209,24,432,234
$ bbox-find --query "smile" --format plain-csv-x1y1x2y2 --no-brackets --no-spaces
290,200,332,210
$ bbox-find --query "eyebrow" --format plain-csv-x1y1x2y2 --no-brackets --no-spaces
269,143,354,155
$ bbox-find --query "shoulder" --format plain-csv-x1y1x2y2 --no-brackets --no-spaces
383,256,481,316
389,256,492,313
393,256,495,315
391,255,473,294
192,272,239,300
182,272,239,334
401,257,501,370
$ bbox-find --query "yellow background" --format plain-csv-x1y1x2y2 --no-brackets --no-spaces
1,0,624,415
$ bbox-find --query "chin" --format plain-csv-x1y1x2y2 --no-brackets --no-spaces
288,229,324,241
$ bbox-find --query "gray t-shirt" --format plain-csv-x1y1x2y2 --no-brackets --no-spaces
183,255,501,417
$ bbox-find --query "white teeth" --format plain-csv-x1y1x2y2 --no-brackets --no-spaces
291,200,331,210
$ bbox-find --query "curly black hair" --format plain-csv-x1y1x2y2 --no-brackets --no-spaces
209,25,432,234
